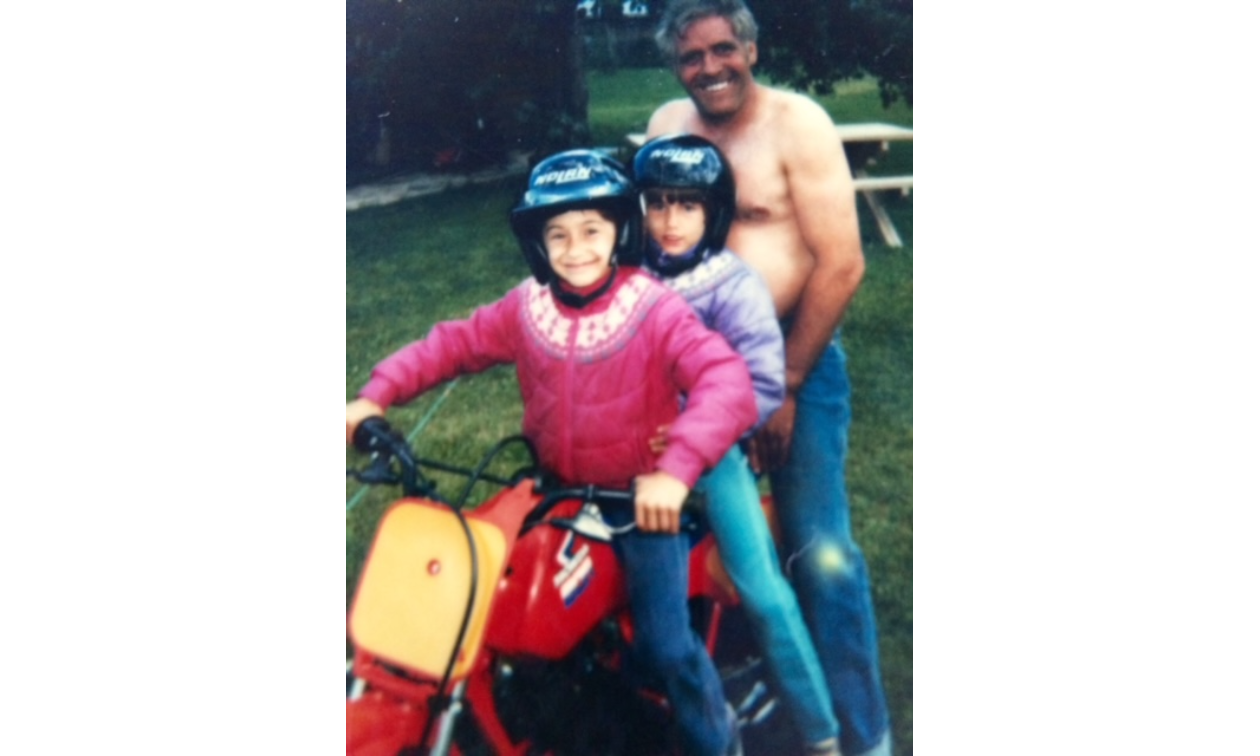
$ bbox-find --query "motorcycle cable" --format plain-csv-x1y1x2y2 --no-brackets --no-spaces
415,434,541,754
346,379,459,513
451,434,540,509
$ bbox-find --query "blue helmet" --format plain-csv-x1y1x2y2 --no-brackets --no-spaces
509,150,643,285
631,134,736,259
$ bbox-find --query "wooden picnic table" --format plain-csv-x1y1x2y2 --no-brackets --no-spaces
626,122,913,247
835,122,913,248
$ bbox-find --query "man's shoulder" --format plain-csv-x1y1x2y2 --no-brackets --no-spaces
755,87,844,169
646,97,698,136
763,87,835,133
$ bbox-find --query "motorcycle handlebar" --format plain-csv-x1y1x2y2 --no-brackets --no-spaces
350,416,426,497
348,417,703,525
351,415,397,455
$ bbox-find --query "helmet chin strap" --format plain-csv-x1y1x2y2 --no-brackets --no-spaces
647,239,709,278
551,261,618,309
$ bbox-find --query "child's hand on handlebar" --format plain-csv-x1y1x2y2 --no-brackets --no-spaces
632,470,689,534
346,398,385,445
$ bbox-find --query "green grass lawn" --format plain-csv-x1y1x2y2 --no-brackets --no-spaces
347,66,912,755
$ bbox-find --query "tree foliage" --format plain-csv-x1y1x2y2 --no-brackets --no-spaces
747,0,912,107
344,0,912,185
347,0,590,184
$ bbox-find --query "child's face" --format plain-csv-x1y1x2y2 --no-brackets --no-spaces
543,209,618,288
644,191,706,256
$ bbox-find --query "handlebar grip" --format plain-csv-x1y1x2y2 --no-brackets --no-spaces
353,416,398,454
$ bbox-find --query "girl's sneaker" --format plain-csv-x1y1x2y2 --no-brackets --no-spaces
806,737,842,756
724,704,744,756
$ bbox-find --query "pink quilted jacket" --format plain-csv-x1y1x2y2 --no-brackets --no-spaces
358,267,757,489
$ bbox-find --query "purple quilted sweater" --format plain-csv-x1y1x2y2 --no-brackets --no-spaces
651,250,785,430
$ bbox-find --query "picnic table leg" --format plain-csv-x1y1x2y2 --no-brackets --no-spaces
854,169,904,248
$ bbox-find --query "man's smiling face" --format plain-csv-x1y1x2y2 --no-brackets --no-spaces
673,15,757,122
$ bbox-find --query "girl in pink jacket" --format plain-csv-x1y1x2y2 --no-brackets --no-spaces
345,150,755,755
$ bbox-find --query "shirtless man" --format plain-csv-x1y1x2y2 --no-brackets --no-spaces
646,2,892,755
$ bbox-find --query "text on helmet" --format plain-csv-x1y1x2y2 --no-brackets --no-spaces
653,148,705,166
536,165,594,185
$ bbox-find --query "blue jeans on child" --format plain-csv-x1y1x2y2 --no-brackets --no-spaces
697,444,838,746
609,510,734,756
768,337,892,756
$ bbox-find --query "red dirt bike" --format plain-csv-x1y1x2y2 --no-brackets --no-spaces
345,417,792,756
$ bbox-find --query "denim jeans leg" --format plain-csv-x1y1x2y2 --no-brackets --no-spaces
700,445,838,746
769,340,891,756
613,522,731,756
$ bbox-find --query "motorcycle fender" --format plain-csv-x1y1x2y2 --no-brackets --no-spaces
349,498,507,680
346,691,424,756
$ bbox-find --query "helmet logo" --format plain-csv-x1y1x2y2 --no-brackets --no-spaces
654,148,705,166
535,165,594,186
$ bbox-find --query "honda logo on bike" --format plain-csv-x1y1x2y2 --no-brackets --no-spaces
553,531,593,607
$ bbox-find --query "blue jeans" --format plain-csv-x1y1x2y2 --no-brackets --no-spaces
698,445,838,746
769,337,891,756
609,510,733,756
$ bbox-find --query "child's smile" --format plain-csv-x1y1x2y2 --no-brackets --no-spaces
544,209,617,289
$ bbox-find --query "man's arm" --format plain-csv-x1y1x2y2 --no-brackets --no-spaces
710,264,786,429
779,94,865,393
753,96,865,471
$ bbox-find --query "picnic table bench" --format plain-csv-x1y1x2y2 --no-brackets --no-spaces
626,121,913,248
836,122,913,248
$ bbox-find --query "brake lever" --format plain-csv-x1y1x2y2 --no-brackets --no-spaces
352,452,401,486
353,416,402,455
350,417,429,494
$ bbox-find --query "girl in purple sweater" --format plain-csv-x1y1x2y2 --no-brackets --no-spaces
634,134,841,756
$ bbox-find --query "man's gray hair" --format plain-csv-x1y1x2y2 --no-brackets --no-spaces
654,0,759,61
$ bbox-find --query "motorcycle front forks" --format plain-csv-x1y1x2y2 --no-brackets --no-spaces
428,678,469,756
